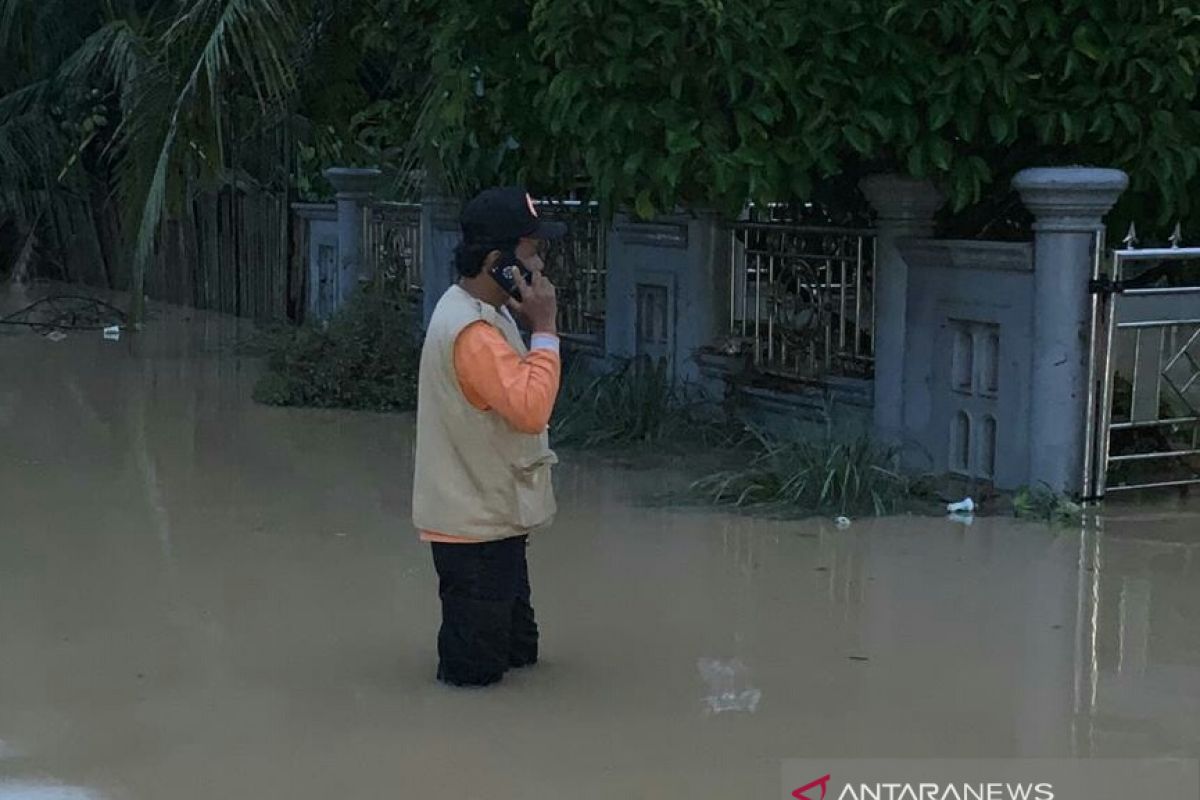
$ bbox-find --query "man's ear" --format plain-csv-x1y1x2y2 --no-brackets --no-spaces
481,250,501,272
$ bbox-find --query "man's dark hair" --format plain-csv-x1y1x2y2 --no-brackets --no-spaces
454,240,514,278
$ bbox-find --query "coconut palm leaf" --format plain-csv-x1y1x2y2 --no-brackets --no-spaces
108,0,303,320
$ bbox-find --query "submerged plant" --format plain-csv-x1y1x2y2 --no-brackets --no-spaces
1012,485,1083,524
688,428,915,517
550,356,735,450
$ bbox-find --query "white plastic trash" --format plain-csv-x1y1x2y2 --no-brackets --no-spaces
697,658,762,715
946,497,975,514
45,331,67,342
103,325,120,341
834,516,852,530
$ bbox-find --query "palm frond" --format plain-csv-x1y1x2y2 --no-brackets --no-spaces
392,72,468,198
0,80,52,120
0,0,24,52
0,111,67,186
58,19,153,113
122,0,302,320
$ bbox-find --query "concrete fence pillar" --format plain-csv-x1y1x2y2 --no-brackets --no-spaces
859,174,946,442
324,167,381,310
604,210,728,383
419,187,462,328
289,202,338,320
1013,167,1128,495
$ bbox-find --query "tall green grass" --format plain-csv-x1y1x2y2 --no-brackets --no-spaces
550,356,736,450
688,427,917,517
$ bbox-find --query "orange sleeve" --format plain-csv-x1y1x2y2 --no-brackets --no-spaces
452,322,561,434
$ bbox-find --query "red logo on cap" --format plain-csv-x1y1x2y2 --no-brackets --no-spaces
526,193,538,217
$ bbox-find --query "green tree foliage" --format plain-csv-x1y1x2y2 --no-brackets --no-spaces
5,0,1200,296
387,0,1200,229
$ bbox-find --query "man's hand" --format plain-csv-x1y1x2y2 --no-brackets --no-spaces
509,270,558,334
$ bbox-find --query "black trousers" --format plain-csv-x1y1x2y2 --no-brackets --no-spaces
430,535,538,685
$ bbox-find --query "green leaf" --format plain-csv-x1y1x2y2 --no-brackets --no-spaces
954,106,978,139
842,124,872,155
1060,111,1076,143
863,110,893,137
967,67,986,96
968,6,989,39
1089,108,1115,141
750,103,776,125
634,189,655,219
1072,23,1103,62
928,137,952,171
717,37,732,63
622,151,643,177
929,98,953,131
670,72,684,100
937,6,955,40
666,129,701,154
1064,51,1079,81
1114,103,1140,135
967,156,992,183
988,113,1011,143
899,109,920,144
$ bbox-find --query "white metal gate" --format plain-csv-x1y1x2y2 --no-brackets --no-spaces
1086,226,1200,498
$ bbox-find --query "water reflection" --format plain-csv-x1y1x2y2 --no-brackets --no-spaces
0,781,103,800
1072,512,1200,757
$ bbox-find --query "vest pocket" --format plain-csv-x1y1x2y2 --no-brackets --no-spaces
513,451,558,529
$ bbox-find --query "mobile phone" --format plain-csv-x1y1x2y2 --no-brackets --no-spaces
489,250,533,299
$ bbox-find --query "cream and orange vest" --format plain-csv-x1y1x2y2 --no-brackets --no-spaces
411,285,557,541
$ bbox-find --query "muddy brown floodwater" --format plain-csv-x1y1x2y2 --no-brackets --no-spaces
2,292,1198,799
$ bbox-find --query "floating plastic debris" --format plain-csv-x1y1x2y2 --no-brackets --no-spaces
946,497,975,514
698,657,762,715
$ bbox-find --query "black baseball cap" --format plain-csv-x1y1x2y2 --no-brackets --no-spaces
460,187,567,245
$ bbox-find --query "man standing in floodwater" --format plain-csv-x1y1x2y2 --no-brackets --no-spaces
412,187,565,687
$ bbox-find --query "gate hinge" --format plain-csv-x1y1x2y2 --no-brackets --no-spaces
1088,275,1125,295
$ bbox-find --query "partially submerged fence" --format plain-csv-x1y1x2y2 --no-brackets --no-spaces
725,222,876,380
148,187,290,320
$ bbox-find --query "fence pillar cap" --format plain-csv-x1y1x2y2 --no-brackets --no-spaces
1013,167,1128,232
324,167,382,199
859,173,945,226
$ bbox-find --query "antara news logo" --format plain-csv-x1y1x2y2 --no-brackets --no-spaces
792,773,1056,800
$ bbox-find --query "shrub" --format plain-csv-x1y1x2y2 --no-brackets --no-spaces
252,287,421,412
